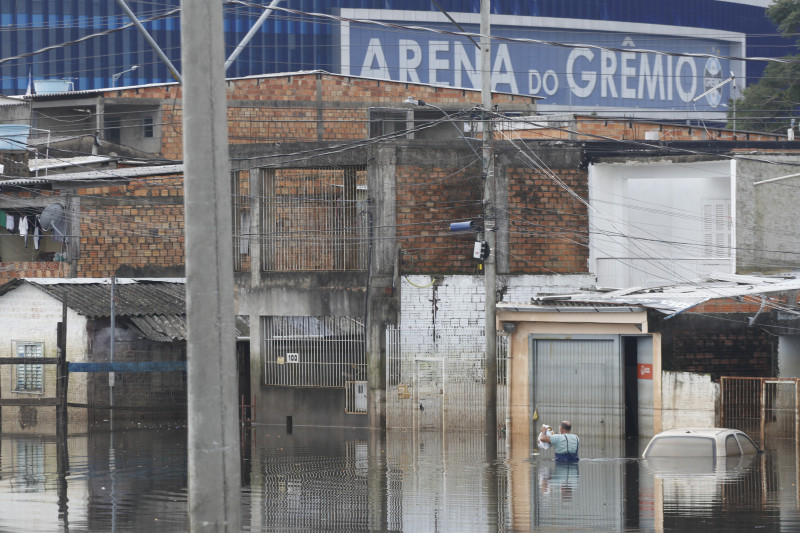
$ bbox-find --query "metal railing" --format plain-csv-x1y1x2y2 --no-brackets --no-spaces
263,316,365,388
232,170,251,272
721,377,800,446
260,167,368,271
386,327,508,431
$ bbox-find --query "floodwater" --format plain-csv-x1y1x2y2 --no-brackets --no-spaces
1,425,799,532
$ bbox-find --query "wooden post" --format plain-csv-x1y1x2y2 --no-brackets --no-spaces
56,296,68,427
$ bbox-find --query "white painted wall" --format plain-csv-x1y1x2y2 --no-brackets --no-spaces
660,371,719,430
400,274,594,329
589,160,732,287
0,283,89,432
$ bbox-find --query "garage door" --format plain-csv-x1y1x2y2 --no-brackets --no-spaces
530,335,623,440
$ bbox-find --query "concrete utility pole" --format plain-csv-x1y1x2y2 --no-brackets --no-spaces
180,1,240,531
481,0,498,446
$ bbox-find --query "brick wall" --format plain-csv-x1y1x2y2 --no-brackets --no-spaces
656,312,776,378
112,73,538,159
506,166,589,274
400,273,594,330
504,115,787,142
396,162,484,274
76,175,185,277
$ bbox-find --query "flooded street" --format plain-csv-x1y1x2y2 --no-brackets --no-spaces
2,426,800,532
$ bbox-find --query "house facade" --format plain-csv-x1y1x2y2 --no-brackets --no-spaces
0,278,190,434
0,73,799,437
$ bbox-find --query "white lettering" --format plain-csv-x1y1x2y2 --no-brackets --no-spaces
542,70,559,96
360,38,389,79
528,70,542,94
675,57,697,102
428,41,450,86
638,54,665,100
566,48,596,98
454,41,480,88
620,51,636,99
491,44,518,93
601,50,618,98
667,57,673,100
399,39,421,83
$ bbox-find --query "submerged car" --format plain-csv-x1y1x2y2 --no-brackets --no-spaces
642,428,760,459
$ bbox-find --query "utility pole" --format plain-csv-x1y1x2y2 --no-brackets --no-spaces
181,0,240,531
481,0,498,446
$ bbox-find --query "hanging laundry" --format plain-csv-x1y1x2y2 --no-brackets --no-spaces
19,216,29,247
33,219,41,250
5,213,14,231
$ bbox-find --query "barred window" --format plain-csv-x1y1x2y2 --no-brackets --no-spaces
14,342,43,393
263,316,365,388
260,167,368,272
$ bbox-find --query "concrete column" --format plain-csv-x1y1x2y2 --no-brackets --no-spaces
180,0,240,531
367,145,398,429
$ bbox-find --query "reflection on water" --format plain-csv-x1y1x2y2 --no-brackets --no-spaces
1,427,800,531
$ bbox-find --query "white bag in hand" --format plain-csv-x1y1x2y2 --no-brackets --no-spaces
537,425,553,449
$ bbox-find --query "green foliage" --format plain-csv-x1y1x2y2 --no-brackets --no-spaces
727,1,800,132
731,58,800,133
768,0,800,40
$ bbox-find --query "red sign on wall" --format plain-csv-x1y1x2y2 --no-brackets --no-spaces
638,364,653,379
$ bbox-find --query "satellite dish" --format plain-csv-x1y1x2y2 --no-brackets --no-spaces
39,203,65,236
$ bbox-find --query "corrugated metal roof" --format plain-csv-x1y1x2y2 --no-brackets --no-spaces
29,155,113,172
499,273,800,316
130,314,187,342
27,278,186,317
0,278,250,343
0,164,183,187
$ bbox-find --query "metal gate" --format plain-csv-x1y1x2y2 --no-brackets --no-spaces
721,377,800,446
386,327,508,430
530,335,624,438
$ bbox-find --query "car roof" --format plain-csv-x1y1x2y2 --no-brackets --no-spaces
653,428,739,438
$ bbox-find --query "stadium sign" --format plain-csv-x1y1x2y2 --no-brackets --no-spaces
340,11,745,116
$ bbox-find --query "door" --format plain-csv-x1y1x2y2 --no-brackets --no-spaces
530,335,624,443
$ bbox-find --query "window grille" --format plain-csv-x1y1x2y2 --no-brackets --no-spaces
263,316,365,388
14,342,43,393
232,171,251,272
260,167,368,271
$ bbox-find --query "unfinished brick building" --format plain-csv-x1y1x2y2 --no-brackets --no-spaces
1,72,800,432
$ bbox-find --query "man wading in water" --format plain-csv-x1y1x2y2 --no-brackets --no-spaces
538,421,580,463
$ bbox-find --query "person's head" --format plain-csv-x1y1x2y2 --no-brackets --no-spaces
560,421,572,434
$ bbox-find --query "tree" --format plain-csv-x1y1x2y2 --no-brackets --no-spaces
729,0,800,133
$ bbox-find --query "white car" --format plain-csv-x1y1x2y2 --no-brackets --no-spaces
642,428,760,459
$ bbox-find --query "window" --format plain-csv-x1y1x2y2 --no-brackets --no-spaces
14,342,43,393
263,315,365,388
703,199,731,258
736,433,759,455
142,116,154,138
105,117,121,144
725,434,741,456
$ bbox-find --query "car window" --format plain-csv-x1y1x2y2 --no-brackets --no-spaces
645,436,715,458
725,434,741,456
736,434,759,455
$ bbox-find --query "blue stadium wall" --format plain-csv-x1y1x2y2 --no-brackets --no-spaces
0,1,790,115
